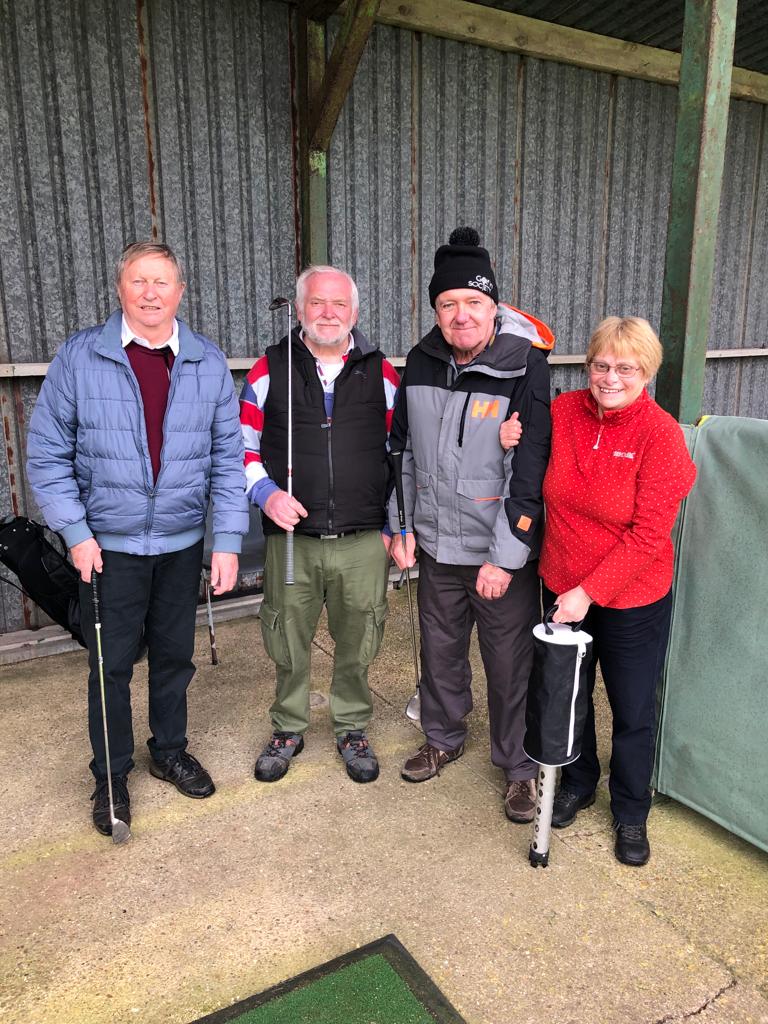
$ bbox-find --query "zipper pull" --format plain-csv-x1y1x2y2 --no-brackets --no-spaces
593,425,603,451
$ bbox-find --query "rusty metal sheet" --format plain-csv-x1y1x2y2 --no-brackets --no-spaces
0,0,152,363
736,357,768,419
709,98,764,349
415,36,522,347
145,0,296,357
328,22,414,355
519,58,611,354
604,77,677,329
743,105,768,349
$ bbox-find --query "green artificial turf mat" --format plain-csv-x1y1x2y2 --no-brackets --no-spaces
191,934,466,1024
221,956,431,1024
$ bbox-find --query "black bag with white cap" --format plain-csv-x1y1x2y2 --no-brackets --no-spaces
524,606,592,867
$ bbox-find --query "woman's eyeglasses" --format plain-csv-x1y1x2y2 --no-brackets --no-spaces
588,360,641,379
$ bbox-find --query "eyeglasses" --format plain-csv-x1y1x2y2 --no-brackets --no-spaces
588,360,641,379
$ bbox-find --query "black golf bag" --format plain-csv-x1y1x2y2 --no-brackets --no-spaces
0,516,85,647
524,608,592,767
524,607,593,867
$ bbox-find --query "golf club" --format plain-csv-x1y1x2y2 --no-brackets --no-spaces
390,450,421,726
204,571,219,666
269,296,295,585
90,571,131,845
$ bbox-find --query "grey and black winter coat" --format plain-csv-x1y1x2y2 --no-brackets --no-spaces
388,305,552,569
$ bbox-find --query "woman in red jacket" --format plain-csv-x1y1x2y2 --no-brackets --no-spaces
537,317,695,866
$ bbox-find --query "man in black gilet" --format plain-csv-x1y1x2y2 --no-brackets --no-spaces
240,266,400,784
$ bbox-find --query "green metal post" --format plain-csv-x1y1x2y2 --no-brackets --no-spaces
655,0,737,423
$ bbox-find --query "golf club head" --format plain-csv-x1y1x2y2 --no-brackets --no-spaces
268,296,290,311
405,689,421,726
111,818,131,845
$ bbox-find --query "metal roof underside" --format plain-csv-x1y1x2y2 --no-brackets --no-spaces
470,0,768,74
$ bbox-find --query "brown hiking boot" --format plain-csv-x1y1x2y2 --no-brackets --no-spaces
401,741,464,782
504,778,536,823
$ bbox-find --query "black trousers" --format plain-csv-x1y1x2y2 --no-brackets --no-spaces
418,552,540,780
543,585,674,824
78,541,203,781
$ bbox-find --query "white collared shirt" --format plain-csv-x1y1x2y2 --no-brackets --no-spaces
300,331,354,393
121,315,180,356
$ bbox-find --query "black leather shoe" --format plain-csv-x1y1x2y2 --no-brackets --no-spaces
551,787,596,828
150,750,215,798
91,775,131,836
614,821,651,866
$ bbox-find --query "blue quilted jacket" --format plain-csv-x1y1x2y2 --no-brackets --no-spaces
27,311,249,556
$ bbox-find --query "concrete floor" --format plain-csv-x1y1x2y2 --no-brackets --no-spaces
1,587,766,1024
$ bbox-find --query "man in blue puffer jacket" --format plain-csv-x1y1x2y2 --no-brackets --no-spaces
27,242,248,837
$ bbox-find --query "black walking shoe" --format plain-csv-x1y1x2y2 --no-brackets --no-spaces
91,775,131,836
337,730,379,783
254,731,305,782
614,821,651,866
150,750,215,798
551,787,596,829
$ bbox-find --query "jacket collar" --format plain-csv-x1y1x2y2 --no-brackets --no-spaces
95,310,204,363
580,386,651,424
289,325,378,362
419,307,531,378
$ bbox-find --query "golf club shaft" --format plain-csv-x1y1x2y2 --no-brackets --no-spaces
402,547,420,687
205,575,219,666
390,450,420,693
91,571,119,829
285,303,295,585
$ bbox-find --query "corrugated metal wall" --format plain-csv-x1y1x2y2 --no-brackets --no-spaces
330,24,768,409
0,1,766,633
0,0,296,631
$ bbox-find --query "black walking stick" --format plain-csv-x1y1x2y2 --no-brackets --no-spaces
390,450,421,725
91,571,131,845
524,607,591,867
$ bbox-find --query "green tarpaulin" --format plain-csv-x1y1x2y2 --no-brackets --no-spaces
655,416,768,853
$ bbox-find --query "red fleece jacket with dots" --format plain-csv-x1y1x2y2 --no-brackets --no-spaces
539,388,696,609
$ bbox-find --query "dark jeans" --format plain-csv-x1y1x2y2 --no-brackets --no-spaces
543,585,673,824
78,541,203,780
418,553,541,780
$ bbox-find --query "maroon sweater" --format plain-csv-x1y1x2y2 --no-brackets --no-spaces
125,342,175,483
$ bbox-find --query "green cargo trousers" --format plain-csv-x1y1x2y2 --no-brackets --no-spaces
259,530,390,735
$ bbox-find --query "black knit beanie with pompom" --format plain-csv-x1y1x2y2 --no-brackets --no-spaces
428,226,499,308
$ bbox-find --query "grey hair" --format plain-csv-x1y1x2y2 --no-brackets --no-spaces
115,242,185,287
295,265,359,314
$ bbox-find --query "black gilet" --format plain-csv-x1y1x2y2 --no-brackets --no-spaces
260,330,390,537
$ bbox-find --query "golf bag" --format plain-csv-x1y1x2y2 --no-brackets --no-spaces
524,608,592,767
524,607,592,867
0,516,85,647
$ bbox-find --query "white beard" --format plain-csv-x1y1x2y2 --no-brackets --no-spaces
303,324,350,347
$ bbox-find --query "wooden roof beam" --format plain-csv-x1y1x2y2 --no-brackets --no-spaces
309,0,381,153
373,0,768,103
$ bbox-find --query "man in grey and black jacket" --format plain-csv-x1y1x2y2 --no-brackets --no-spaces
390,227,552,823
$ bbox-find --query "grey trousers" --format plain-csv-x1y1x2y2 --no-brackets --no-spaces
417,552,540,781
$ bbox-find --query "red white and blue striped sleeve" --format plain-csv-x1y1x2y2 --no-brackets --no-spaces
382,358,400,436
239,356,279,508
